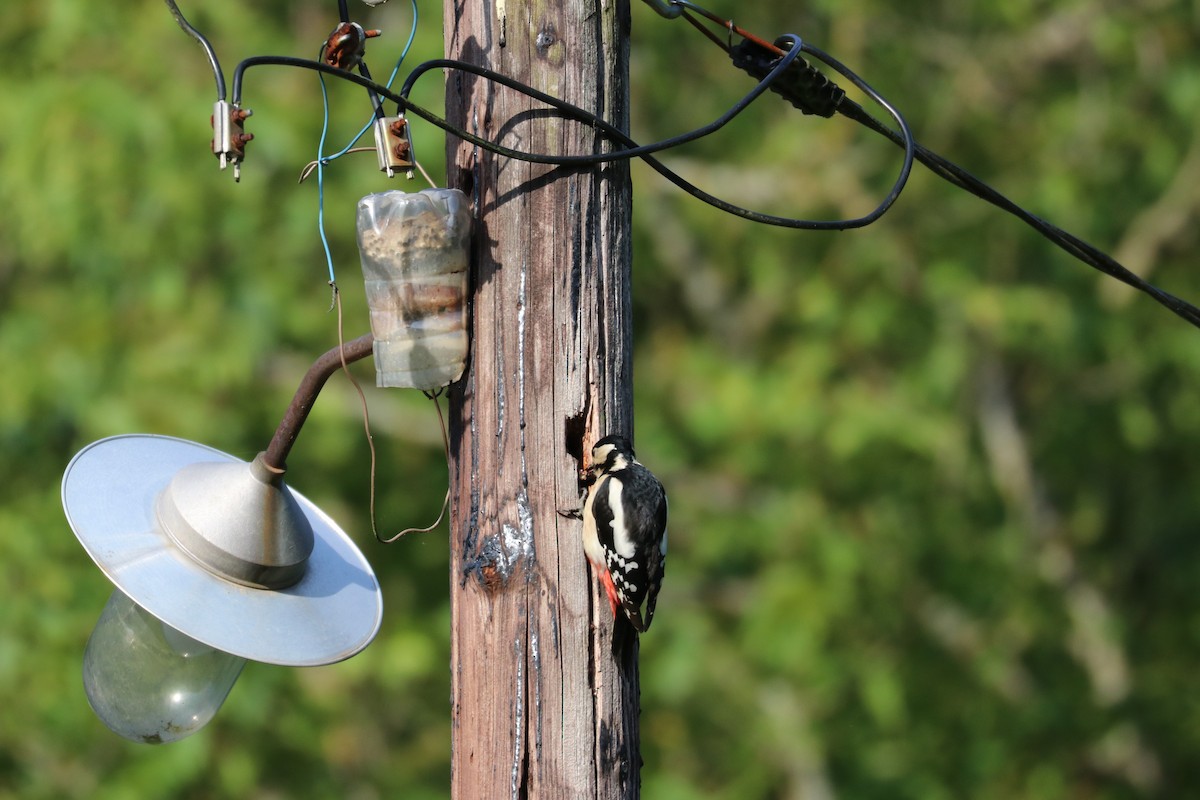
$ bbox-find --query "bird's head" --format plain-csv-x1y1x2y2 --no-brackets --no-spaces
586,435,635,480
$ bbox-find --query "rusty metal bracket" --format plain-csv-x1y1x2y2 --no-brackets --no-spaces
264,334,375,470
211,100,253,181
374,115,415,178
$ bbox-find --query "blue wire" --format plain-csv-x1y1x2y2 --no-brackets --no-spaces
328,0,422,159
389,1,421,93
315,0,420,285
317,68,336,284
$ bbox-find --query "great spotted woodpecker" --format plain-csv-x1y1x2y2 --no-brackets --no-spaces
580,435,668,632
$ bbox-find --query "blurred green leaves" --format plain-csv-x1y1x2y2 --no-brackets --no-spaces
631,3,1200,798
5,0,1200,798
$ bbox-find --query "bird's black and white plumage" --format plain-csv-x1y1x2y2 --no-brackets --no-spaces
581,435,668,632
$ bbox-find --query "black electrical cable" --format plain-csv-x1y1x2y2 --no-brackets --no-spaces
233,54,575,165
729,38,846,118
398,43,913,229
315,38,386,123
679,8,731,51
162,0,225,100
323,0,384,122
667,2,1200,328
234,39,913,230
238,36,807,167
174,0,1200,328
356,60,386,121
836,99,1200,328
398,34,808,164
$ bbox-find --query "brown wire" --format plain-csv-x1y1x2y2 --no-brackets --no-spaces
332,286,451,544
298,147,377,183
671,0,785,55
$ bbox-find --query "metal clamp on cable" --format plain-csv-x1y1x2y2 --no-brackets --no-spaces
211,100,253,181
373,116,415,178
640,0,683,19
323,22,381,71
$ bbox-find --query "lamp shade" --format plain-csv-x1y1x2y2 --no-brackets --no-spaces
62,434,383,667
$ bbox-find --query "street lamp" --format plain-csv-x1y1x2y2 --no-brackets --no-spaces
62,335,383,744
63,186,470,744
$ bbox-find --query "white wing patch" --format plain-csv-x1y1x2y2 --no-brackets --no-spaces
580,481,604,568
604,477,647,605
605,478,637,559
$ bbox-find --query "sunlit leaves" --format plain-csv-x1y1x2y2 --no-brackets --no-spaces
6,0,1200,798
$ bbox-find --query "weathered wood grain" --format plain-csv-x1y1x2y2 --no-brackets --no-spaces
443,1,639,797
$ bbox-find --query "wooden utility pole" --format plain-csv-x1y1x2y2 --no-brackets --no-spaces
443,1,639,798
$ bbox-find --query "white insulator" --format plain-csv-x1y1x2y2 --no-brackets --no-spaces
356,189,471,390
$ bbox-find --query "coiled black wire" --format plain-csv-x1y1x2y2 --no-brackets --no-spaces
185,0,1200,328
232,33,914,230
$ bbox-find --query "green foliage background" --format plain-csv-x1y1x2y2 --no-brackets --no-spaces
4,0,1200,797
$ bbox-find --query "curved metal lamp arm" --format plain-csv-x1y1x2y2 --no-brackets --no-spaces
264,334,375,470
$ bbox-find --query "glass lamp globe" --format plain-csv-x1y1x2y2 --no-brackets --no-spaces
63,434,384,744
83,589,246,744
